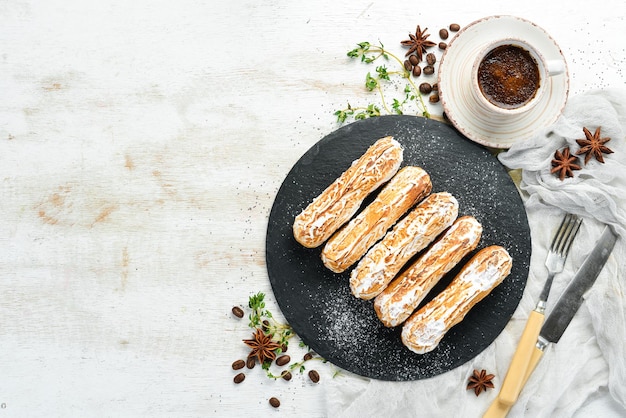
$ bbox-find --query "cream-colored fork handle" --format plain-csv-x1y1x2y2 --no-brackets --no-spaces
482,346,545,418
482,310,544,418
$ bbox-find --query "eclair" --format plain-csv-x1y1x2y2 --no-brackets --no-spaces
293,136,403,248
402,246,512,354
350,192,459,300
321,166,432,273
374,215,483,327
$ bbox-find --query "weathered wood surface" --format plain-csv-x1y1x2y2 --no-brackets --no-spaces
1,1,624,416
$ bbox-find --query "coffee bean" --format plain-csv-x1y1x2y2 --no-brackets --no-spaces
423,65,435,76
432,83,439,91
412,66,422,77
409,55,419,66
232,359,245,370
276,355,290,366
439,28,449,40
262,320,270,332
426,53,436,66
429,93,440,103
419,83,432,94
308,370,320,383
403,60,413,72
303,352,314,361
233,373,245,384
280,344,288,353
281,371,292,381
246,357,256,369
231,306,244,318
438,42,447,50
269,397,280,408
450,23,461,32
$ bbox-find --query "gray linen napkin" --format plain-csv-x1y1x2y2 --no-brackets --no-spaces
324,89,626,417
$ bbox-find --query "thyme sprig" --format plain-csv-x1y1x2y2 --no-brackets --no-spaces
288,355,327,374
264,354,335,380
240,292,337,381
336,41,430,123
248,292,293,352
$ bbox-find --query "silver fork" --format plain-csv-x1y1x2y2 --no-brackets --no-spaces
535,213,583,313
496,213,582,406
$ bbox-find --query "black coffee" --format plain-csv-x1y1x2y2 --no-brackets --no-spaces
477,45,540,109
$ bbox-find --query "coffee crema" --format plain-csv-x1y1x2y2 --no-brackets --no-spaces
477,45,540,109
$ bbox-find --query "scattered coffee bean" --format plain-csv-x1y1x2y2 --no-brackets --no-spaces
429,93,440,103
412,65,422,77
409,55,419,66
450,23,461,32
419,82,432,94
262,320,270,332
423,65,435,75
309,370,320,383
439,28,449,40
281,370,292,381
403,59,413,72
232,359,245,370
303,352,314,361
280,343,288,353
276,355,290,366
246,357,256,369
426,53,436,66
432,83,438,91
233,372,245,384
438,42,447,50
231,306,244,318
269,397,281,408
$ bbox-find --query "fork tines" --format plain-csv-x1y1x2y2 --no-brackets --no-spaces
551,213,583,257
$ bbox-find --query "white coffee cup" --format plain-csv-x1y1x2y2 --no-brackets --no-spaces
470,38,564,116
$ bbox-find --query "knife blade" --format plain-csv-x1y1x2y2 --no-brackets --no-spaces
483,224,618,418
538,224,617,345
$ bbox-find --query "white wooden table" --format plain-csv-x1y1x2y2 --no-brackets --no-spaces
1,1,624,416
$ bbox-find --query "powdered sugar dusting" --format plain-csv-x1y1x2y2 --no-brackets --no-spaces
266,115,531,381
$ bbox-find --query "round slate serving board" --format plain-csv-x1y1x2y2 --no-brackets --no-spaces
265,115,531,381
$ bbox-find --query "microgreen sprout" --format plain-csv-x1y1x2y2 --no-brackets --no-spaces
336,40,430,122
248,292,293,350
241,292,337,381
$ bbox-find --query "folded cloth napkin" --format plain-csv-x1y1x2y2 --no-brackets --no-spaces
324,89,626,418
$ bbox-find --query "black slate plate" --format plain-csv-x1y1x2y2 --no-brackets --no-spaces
265,115,531,381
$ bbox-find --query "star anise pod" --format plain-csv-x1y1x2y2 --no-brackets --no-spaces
400,25,437,61
243,328,282,365
575,126,613,164
551,147,581,180
467,369,495,396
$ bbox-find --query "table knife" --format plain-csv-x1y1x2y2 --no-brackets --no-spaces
483,225,618,418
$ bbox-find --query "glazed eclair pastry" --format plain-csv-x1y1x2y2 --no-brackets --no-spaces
350,192,459,300
402,245,512,354
293,136,403,248
374,215,482,327
321,166,432,273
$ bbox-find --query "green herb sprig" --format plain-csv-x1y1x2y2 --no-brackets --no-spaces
287,355,327,374
241,292,339,381
264,354,338,380
335,41,430,123
248,292,293,352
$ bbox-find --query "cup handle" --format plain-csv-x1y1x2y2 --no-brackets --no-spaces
546,59,565,76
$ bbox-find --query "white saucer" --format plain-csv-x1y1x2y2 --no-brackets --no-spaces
438,15,569,149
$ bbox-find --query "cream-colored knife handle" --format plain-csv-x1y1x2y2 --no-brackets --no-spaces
498,309,545,405
483,398,513,418
483,345,546,418
522,346,545,386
